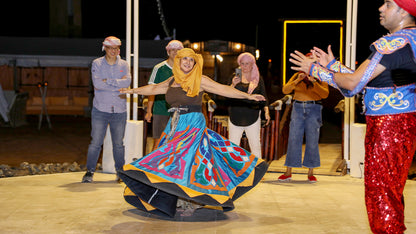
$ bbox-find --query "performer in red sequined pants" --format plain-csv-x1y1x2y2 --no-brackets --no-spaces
290,1,416,232
365,113,416,233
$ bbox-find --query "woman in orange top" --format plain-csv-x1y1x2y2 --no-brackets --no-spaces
278,70,329,183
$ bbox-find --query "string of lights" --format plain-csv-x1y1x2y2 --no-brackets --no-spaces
155,0,171,38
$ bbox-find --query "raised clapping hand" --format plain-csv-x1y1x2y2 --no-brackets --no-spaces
312,45,334,67
289,51,316,74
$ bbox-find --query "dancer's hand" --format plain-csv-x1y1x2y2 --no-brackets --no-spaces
289,50,315,74
248,94,266,101
312,45,334,67
119,88,133,94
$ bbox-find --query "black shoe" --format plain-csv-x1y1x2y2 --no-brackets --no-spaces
82,171,94,183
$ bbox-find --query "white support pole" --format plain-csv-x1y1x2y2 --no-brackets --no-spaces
126,0,131,120
345,0,360,173
345,0,359,164
344,0,352,162
349,0,358,124
132,0,139,121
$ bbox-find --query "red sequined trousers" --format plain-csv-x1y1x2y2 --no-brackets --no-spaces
365,113,416,234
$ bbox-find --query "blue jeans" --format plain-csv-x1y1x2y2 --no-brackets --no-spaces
284,102,322,168
86,107,127,172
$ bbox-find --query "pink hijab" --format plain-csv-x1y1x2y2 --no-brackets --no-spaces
237,52,259,94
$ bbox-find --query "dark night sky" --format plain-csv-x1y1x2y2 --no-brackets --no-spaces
0,0,386,68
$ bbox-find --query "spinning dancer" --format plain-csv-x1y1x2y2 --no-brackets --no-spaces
119,48,268,218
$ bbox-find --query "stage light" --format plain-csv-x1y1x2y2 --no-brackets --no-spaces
216,54,223,62
255,49,260,60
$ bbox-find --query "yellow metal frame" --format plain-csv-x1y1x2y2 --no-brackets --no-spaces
283,20,344,84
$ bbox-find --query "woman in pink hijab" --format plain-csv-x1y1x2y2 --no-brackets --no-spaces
228,52,270,159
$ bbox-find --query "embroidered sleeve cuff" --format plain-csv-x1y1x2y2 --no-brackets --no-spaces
309,63,355,97
325,59,337,70
309,63,337,87
326,60,354,74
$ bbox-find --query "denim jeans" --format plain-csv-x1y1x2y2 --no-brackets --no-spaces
284,102,322,168
86,107,127,172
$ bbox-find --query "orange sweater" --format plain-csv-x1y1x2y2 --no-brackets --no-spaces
282,72,329,101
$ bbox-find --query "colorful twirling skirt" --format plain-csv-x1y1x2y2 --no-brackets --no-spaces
365,112,416,234
118,112,268,217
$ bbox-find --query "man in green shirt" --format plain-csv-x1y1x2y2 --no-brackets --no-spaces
146,40,184,150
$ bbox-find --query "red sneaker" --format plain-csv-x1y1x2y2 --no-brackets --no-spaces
278,174,292,182
308,175,317,183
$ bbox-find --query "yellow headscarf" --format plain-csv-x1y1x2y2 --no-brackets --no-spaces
172,48,203,97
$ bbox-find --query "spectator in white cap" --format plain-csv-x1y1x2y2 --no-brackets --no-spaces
82,36,131,183
101,36,122,52
145,40,184,150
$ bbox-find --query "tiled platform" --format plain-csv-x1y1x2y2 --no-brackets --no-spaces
2,116,416,233
2,171,416,233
